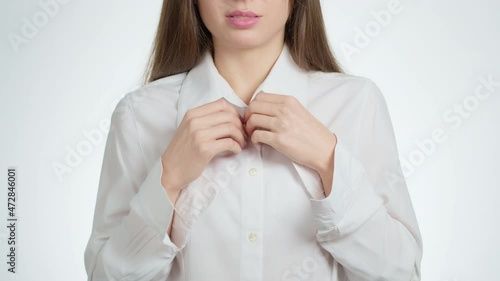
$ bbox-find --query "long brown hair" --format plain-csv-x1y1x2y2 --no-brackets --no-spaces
143,0,344,84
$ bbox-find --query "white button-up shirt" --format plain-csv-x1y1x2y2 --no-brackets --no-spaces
84,44,423,281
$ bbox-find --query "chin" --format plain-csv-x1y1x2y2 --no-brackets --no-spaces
221,37,268,50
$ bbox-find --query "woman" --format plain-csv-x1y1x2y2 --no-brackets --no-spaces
84,0,423,280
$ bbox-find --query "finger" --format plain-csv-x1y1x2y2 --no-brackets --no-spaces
250,129,276,147
199,122,247,148
185,98,241,123
211,138,242,156
193,111,246,138
252,91,293,104
245,114,275,137
243,100,279,122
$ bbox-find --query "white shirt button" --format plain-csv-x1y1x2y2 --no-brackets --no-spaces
248,232,258,242
248,167,258,176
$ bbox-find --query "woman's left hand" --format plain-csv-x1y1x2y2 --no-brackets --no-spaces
243,91,337,193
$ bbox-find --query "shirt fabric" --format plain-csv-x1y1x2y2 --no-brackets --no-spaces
84,44,423,281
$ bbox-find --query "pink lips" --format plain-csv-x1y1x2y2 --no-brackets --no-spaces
226,10,262,28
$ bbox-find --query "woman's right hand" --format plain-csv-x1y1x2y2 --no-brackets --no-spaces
160,98,247,200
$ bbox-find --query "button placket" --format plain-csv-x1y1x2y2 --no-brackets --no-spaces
240,143,264,281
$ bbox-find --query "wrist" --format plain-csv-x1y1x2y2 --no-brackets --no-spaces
314,132,337,174
161,155,183,193
161,171,182,205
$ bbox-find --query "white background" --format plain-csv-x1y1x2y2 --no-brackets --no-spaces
1,0,499,280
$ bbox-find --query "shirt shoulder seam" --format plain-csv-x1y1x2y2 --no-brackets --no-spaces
125,94,149,171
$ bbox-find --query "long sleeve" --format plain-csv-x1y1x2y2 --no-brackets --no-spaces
84,94,183,281
308,80,423,280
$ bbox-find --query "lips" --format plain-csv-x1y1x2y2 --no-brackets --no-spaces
226,10,262,28
227,10,261,18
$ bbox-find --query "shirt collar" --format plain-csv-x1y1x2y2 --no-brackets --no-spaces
176,44,309,128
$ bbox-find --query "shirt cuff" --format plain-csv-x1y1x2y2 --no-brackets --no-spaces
308,136,383,238
129,156,180,251
168,170,219,249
